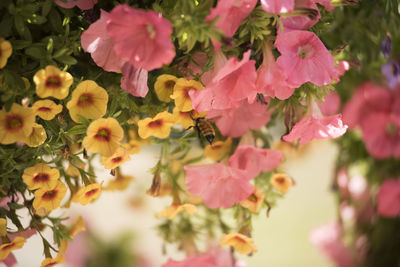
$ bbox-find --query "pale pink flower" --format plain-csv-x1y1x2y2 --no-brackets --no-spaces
190,50,257,112
1,229,36,267
261,0,294,14
54,0,97,10
318,91,341,115
107,5,175,71
377,178,400,217
80,10,124,72
340,202,355,222
229,145,283,179
184,163,253,209
207,100,270,138
1,253,16,267
281,0,320,30
275,29,338,87
120,62,149,97
348,175,369,203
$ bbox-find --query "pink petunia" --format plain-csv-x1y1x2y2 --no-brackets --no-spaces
377,178,400,217
107,5,175,71
260,0,294,14
318,91,341,115
120,62,149,98
229,145,283,179
256,43,296,100
190,50,257,112
54,0,97,10
184,163,253,209
206,100,271,138
275,29,338,87
281,0,321,30
80,10,125,72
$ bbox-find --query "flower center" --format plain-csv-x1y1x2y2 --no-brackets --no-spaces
386,122,397,135
44,262,58,267
45,75,62,88
5,115,23,131
112,156,122,163
77,93,94,107
146,23,156,39
148,119,163,128
42,190,58,200
38,107,52,112
165,80,176,90
297,45,314,59
248,193,258,202
33,173,50,183
179,111,190,118
95,128,111,142
233,235,247,244
275,177,286,185
183,87,195,99
391,63,400,76
1,243,15,250
85,188,99,197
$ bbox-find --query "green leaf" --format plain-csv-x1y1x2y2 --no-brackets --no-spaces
54,55,77,65
67,125,87,135
25,46,47,59
48,8,63,33
14,15,25,37
42,0,53,17
0,14,13,37
10,39,32,50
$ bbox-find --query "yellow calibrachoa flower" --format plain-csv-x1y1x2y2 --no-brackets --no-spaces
72,182,103,206
104,174,135,191
59,216,86,255
0,218,6,236
154,74,178,102
40,255,66,267
66,80,109,123
204,138,232,161
170,78,203,112
66,160,85,177
0,237,26,260
171,107,195,129
220,233,258,255
22,163,60,190
24,123,47,147
0,38,12,69
270,173,294,194
137,111,175,139
82,118,124,157
32,100,63,120
240,187,265,213
34,65,73,99
157,203,196,220
122,139,141,154
0,103,35,144
100,147,130,170
33,181,67,212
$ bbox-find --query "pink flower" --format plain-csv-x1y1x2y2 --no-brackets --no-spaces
179,52,213,85
205,0,257,38
1,229,36,267
190,50,257,112
377,178,400,217
207,100,270,138
281,0,320,30
256,43,296,100
260,0,294,14
184,163,253,209
318,91,341,115
275,29,338,87
120,62,149,97
80,10,125,72
107,5,175,71
229,145,283,179
54,0,97,10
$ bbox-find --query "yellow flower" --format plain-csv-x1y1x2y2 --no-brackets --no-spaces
204,138,232,161
240,187,264,213
0,237,26,260
170,78,203,112
137,111,174,139
122,139,141,154
0,218,6,236
220,233,258,255
66,80,109,123
157,203,196,220
82,118,124,157
34,65,73,99
0,38,12,69
24,123,47,147
0,103,35,144
66,160,85,177
104,174,135,191
154,74,177,102
171,107,195,129
270,173,294,194
59,216,85,255
72,182,103,206
40,255,66,267
32,100,63,120
22,163,60,190
33,181,67,212
100,147,130,170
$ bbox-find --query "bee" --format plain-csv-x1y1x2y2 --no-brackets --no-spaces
192,117,216,145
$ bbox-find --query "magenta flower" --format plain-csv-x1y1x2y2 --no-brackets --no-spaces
275,29,338,87
377,178,400,217
281,0,321,30
120,62,149,98
54,0,97,10
261,0,294,14
107,5,175,71
229,145,283,179
190,50,257,112
185,163,253,209
318,91,340,115
81,10,125,72
207,100,271,138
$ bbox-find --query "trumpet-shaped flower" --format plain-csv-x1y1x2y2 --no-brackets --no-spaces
54,0,97,10
220,233,257,255
40,255,66,267
120,63,149,97
34,65,73,99
0,103,35,145
154,74,178,103
107,5,175,71
171,107,207,129
138,111,175,139
100,147,130,170
32,100,63,120
24,123,47,147
204,138,232,161
80,10,124,72
72,183,103,205
184,163,253,209
33,181,67,212
318,91,340,115
260,0,294,14
281,0,321,30
22,163,60,190
104,174,135,191
66,80,108,123
122,140,141,155
157,203,196,220
170,78,204,112
270,173,294,194
0,237,26,260
66,160,85,177
377,178,400,217
240,187,265,213
82,118,124,157
0,38,12,69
